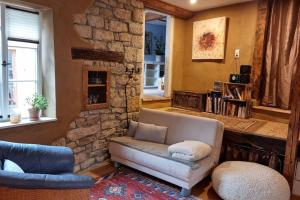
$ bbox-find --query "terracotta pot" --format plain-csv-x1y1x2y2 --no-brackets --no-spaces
28,108,41,121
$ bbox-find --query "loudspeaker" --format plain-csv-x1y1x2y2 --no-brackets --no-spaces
229,74,240,83
240,65,252,74
240,74,250,84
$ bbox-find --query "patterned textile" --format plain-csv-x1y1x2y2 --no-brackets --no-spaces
90,168,199,200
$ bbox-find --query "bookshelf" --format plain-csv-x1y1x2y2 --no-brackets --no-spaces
206,82,252,119
82,66,110,110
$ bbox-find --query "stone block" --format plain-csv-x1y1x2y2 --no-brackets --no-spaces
74,24,92,39
125,47,137,62
87,7,100,15
75,151,89,164
114,8,131,20
73,146,85,154
131,35,143,48
132,9,143,23
109,21,128,32
102,120,119,130
80,158,95,169
108,42,124,52
119,33,132,41
94,29,114,41
67,125,99,141
129,22,143,35
87,15,105,28
131,0,143,8
77,135,97,146
92,140,106,151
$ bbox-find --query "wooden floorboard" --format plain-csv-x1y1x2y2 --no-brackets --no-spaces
84,163,300,200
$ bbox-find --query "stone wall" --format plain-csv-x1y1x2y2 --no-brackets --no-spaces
52,0,144,172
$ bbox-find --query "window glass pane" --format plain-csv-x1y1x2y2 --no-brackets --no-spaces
8,41,38,81
6,7,40,41
8,81,37,117
7,40,38,118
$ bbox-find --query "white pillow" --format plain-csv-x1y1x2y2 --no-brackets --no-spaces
168,140,212,162
3,159,24,173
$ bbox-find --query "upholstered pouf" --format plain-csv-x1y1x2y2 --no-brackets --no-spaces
212,161,290,200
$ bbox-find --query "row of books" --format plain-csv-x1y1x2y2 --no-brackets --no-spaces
225,87,244,100
205,92,250,118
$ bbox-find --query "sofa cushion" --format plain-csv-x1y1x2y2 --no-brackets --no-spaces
134,122,167,144
109,136,199,169
3,159,24,173
127,120,138,137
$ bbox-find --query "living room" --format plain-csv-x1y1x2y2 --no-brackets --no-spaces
0,0,299,199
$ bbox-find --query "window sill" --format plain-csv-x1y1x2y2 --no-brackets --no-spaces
0,117,57,130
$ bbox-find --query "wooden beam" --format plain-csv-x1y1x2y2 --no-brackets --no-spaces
283,57,300,186
146,13,166,22
141,0,194,19
251,0,270,101
71,48,124,63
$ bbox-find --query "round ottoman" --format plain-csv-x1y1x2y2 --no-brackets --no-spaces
212,161,290,200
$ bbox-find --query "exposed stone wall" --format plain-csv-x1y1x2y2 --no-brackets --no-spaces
52,0,144,172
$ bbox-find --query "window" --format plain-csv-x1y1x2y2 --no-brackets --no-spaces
0,5,40,121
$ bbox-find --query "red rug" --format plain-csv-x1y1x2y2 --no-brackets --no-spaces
90,168,198,200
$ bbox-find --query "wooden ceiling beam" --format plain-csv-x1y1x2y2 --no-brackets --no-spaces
141,0,194,19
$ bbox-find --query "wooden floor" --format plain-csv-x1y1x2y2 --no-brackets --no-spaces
84,163,300,200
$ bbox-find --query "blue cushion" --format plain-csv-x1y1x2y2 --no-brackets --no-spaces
0,160,2,170
3,159,24,173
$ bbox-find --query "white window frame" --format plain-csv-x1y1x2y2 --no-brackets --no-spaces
0,3,42,122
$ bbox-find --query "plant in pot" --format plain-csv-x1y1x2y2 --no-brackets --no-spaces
154,36,165,62
26,94,48,121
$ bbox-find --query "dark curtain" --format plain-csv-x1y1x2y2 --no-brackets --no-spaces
261,0,300,109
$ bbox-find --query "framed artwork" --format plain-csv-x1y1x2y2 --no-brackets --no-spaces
144,32,152,55
192,17,226,60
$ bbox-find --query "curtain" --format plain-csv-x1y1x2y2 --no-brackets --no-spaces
261,0,300,109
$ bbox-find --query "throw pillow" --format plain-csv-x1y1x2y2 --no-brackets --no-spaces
3,159,24,173
134,122,168,144
127,120,139,137
168,140,212,162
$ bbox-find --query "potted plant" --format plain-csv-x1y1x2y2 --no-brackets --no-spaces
153,36,165,62
26,94,48,121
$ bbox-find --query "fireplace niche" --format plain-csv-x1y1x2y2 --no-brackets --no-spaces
82,66,110,110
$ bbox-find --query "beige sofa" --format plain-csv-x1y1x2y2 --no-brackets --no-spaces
109,108,224,196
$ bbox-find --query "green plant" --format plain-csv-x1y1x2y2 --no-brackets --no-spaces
154,36,165,55
26,94,48,110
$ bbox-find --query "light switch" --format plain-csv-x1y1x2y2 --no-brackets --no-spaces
234,49,240,59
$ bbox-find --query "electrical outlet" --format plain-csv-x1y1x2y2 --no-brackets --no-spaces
234,49,240,59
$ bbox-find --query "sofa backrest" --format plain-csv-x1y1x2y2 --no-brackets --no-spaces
139,108,224,164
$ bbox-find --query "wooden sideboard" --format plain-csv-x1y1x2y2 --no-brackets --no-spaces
172,91,207,112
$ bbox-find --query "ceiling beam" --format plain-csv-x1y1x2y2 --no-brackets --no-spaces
146,13,166,22
141,0,194,19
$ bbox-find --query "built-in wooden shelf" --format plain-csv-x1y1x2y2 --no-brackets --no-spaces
82,66,110,110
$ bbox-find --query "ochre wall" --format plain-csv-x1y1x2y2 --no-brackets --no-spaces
171,18,186,91
0,0,95,144
180,1,258,92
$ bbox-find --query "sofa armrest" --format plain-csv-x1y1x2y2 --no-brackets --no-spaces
0,141,74,174
0,171,95,189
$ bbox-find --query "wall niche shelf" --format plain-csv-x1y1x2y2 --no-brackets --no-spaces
82,66,110,110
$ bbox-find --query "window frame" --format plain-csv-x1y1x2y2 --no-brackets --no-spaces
0,4,42,122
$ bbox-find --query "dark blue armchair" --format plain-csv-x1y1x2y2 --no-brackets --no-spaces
0,141,95,200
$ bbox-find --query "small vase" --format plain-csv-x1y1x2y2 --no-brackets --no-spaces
28,108,41,121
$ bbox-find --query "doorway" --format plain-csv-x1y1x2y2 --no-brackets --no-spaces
143,10,174,98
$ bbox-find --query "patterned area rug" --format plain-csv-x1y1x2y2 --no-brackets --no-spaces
90,168,199,200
